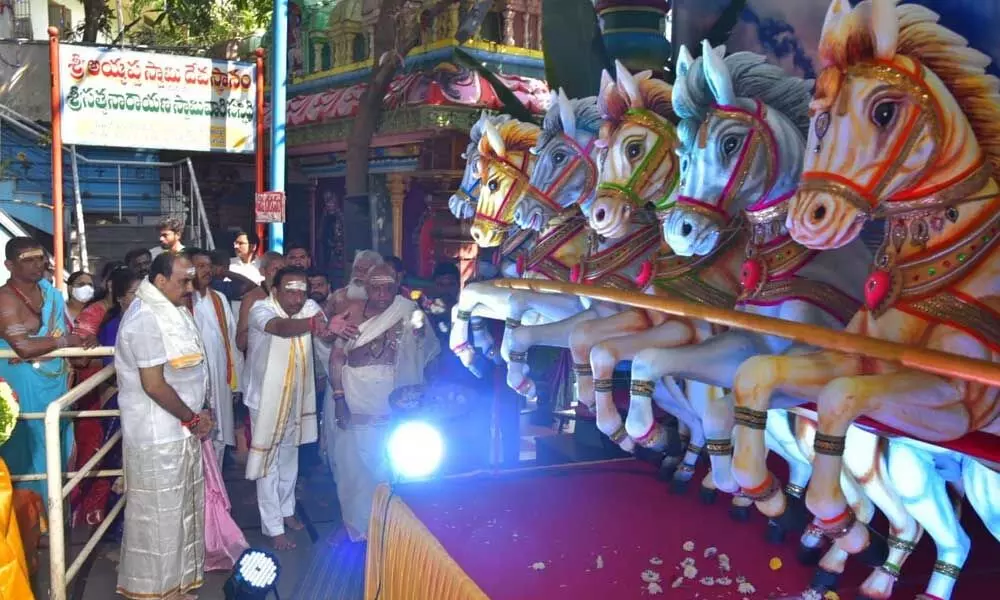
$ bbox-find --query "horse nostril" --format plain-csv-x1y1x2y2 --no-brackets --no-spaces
812,203,827,222
681,222,693,237
595,208,606,222
471,229,481,240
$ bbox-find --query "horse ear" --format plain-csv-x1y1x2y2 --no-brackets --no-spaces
870,0,898,61
701,40,736,106
615,60,643,108
558,89,577,139
820,0,850,43
676,45,694,79
484,120,506,158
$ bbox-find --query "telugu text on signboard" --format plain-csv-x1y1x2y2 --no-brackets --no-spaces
59,47,256,154
255,192,286,223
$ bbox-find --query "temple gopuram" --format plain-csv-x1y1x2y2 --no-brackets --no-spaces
274,0,550,283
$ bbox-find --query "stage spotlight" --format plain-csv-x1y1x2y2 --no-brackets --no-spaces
387,420,444,479
223,548,280,599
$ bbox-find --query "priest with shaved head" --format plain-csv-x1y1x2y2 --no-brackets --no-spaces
327,262,440,541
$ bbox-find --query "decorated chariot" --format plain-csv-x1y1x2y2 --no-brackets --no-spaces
443,1,1000,598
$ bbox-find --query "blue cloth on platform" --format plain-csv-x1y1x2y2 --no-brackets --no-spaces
0,280,74,504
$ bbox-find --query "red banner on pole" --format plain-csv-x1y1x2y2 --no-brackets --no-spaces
255,191,286,223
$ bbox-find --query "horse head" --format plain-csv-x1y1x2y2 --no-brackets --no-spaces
470,119,542,248
666,42,813,256
788,0,1000,250
514,90,603,231
591,61,682,240
449,112,513,220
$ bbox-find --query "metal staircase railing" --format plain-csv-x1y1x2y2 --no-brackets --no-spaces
0,103,216,269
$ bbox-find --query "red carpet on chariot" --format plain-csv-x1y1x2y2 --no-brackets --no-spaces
365,458,996,599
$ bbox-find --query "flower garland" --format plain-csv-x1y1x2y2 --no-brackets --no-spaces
0,378,19,447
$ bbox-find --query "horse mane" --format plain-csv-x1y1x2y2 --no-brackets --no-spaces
597,75,675,142
535,96,603,150
468,112,512,154
477,120,541,173
672,51,813,149
815,1,1000,174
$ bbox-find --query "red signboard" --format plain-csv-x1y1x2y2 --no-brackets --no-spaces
255,191,285,223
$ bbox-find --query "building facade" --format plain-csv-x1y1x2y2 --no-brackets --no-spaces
276,0,550,283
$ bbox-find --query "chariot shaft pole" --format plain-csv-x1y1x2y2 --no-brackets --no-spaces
492,279,1000,387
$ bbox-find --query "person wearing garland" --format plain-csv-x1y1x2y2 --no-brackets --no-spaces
328,262,440,542
0,237,97,504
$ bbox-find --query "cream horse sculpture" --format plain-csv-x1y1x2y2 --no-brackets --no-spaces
451,117,593,385
448,112,538,367
501,64,697,460
730,0,1000,596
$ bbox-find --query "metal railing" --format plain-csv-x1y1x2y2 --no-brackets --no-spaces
2,347,120,600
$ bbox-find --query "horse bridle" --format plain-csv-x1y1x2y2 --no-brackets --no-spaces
675,99,781,228
596,108,680,212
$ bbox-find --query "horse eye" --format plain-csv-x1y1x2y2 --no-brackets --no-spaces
626,142,642,160
487,179,499,192
722,135,740,156
870,101,898,129
552,151,567,164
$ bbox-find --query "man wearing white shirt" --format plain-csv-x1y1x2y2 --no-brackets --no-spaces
230,230,264,285
243,266,355,550
188,248,243,469
115,252,214,599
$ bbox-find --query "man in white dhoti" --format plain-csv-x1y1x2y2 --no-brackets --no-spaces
188,248,243,469
328,262,440,541
244,266,354,550
115,252,215,600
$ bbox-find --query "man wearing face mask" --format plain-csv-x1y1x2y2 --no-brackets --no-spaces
244,267,356,550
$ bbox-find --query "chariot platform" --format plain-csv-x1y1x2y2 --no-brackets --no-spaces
365,451,996,600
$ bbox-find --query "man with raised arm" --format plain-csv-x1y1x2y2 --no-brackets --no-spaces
114,252,215,600
328,262,440,541
236,251,285,354
0,237,97,504
244,267,355,550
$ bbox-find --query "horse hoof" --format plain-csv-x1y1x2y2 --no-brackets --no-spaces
765,522,787,545
634,446,665,466
657,463,678,481
857,533,889,568
797,544,824,567
728,505,750,522
669,477,690,495
810,568,841,593
699,487,717,505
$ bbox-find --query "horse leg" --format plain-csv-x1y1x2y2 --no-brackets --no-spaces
505,309,597,400
757,411,816,538
567,309,646,411
806,372,959,561
469,318,498,363
887,442,969,600
839,431,922,600
502,291,583,363
573,311,660,450
730,351,858,528
450,283,506,368
651,380,705,483
962,457,1000,540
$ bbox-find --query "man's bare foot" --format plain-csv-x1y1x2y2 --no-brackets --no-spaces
270,534,296,550
284,515,305,531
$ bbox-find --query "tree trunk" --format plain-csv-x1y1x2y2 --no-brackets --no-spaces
81,0,105,43
342,0,460,257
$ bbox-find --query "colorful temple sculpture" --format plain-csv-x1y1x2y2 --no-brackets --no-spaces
278,0,551,282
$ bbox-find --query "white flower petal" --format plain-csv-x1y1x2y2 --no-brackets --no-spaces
641,569,661,583
682,540,695,552
647,581,664,595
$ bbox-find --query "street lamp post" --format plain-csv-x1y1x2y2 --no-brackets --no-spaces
268,0,288,253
